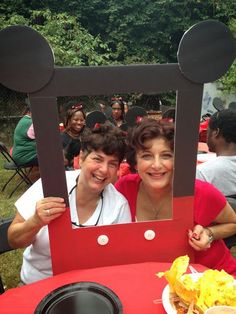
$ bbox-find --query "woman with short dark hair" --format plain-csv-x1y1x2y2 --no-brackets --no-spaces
8,124,131,284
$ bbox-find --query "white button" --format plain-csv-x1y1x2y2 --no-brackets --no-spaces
97,235,109,245
144,230,156,240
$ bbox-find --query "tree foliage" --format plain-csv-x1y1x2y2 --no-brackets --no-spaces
0,0,235,93
0,9,111,66
218,18,236,93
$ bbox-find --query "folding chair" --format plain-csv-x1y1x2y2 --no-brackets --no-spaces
0,142,33,198
0,217,14,294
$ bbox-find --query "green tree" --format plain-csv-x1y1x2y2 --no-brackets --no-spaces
103,0,236,64
0,9,111,66
1,1,235,97
218,18,236,93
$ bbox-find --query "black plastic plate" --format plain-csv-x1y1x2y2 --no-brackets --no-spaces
34,281,123,314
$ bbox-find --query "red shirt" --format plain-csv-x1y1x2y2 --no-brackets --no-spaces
115,175,236,276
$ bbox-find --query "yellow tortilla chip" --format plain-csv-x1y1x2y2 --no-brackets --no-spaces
157,255,189,292
157,256,236,313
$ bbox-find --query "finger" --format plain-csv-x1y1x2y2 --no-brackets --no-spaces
44,206,66,217
39,200,66,212
42,197,65,203
191,224,204,239
189,237,211,251
188,239,203,251
37,198,65,208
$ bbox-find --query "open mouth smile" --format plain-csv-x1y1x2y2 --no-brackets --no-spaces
93,174,106,183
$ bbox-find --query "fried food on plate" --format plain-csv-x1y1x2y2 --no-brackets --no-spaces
157,255,190,292
157,255,236,313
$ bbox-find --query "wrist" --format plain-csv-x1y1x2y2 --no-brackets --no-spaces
205,227,214,244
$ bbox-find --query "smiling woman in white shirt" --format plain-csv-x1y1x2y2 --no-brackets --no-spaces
8,124,131,284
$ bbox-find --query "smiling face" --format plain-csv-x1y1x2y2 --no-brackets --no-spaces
69,110,85,134
136,138,174,192
70,111,85,133
79,150,119,194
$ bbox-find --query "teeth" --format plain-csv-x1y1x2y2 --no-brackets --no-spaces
94,175,105,182
149,173,164,178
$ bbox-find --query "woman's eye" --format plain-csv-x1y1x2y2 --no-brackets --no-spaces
162,153,173,159
141,153,152,159
93,157,101,162
109,163,119,168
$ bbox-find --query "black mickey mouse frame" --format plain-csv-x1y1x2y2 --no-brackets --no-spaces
0,20,235,274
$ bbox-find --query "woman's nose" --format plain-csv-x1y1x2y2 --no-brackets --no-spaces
99,162,109,173
77,120,84,125
151,156,162,168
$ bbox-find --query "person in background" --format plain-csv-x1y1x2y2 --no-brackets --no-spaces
97,100,107,113
115,118,236,276
12,103,38,166
124,101,129,114
108,97,126,128
61,103,86,170
8,124,131,284
196,109,236,197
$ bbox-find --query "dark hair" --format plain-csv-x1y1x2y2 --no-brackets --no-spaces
97,100,107,106
208,109,236,143
81,124,127,163
126,118,174,166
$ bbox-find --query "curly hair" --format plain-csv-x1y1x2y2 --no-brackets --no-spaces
81,124,127,163
126,118,174,167
208,109,236,143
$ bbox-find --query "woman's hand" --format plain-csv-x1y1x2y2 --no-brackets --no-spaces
8,197,66,249
188,224,213,251
33,197,66,227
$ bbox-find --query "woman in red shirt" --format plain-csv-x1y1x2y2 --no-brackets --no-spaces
115,118,236,276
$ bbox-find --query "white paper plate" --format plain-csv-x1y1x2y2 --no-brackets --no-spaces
162,272,236,314
161,273,202,314
162,284,176,314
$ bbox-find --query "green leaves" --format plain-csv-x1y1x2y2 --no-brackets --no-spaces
218,18,236,93
0,0,235,92
0,9,111,66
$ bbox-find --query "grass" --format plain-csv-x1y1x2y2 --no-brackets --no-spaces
0,153,235,292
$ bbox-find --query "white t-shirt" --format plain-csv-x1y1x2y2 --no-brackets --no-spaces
15,170,131,284
196,156,236,196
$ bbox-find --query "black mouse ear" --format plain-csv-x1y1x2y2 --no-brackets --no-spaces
86,111,107,129
212,97,224,112
0,25,54,93
177,20,236,83
125,106,147,127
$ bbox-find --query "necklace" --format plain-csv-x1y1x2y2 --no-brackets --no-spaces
138,183,171,220
69,177,104,227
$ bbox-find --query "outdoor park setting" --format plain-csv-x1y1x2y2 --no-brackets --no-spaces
0,1,236,313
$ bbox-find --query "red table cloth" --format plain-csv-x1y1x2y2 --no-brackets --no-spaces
0,262,207,314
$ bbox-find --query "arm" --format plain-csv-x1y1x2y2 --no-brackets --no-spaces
8,197,66,248
188,202,236,251
27,123,35,139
